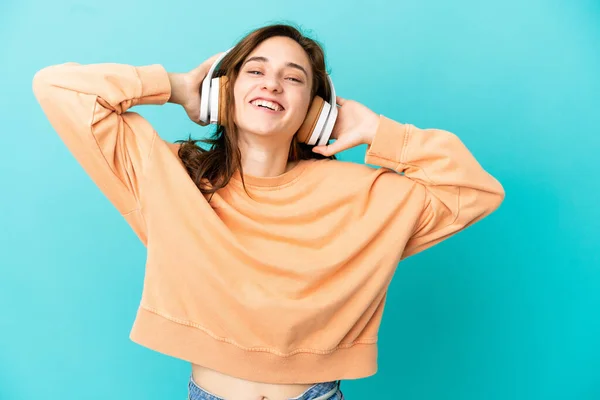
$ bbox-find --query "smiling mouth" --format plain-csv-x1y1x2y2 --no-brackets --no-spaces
249,99,285,112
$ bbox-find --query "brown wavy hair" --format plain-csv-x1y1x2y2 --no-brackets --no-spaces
175,22,335,197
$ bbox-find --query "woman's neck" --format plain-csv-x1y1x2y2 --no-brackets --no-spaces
238,137,295,178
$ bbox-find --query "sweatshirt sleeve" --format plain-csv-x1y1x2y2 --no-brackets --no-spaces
365,115,505,260
32,62,171,215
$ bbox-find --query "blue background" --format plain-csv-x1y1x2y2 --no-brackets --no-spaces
1,0,599,399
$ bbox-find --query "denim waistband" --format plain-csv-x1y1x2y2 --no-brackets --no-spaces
188,374,343,400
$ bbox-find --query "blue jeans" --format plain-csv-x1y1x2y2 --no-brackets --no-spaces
188,374,344,400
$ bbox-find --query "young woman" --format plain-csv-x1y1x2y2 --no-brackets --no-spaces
33,23,504,400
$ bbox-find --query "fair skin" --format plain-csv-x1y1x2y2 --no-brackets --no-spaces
167,37,380,400
232,36,313,177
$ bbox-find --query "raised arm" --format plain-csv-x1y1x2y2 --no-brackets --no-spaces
32,62,171,215
365,115,505,259
32,53,220,217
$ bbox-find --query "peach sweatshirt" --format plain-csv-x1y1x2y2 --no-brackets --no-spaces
32,62,504,384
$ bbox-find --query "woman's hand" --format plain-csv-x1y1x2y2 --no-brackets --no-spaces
312,96,380,157
168,52,223,125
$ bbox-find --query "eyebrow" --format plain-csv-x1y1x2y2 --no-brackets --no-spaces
242,56,309,79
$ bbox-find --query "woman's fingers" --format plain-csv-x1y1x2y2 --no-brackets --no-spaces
312,137,355,157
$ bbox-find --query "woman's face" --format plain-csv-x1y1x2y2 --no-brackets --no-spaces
233,36,313,142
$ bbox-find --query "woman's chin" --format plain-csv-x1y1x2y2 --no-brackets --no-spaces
236,118,300,142
241,124,290,140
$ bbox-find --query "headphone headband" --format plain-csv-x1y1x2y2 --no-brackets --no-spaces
206,48,233,79
325,74,336,108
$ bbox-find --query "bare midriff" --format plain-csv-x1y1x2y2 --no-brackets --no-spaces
191,363,314,400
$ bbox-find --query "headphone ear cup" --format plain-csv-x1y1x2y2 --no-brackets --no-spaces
307,101,331,146
317,103,338,146
199,75,212,124
217,75,229,126
297,96,325,144
209,77,221,124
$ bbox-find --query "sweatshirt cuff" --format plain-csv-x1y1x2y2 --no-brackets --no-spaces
364,115,410,171
135,64,172,105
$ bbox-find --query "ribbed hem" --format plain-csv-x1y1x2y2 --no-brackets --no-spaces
135,64,172,105
129,306,378,384
364,115,410,172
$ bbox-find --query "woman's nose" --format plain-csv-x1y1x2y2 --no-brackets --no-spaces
261,76,282,92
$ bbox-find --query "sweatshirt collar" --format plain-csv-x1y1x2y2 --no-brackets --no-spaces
230,158,316,188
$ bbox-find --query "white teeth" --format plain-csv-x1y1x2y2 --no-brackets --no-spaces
250,99,283,111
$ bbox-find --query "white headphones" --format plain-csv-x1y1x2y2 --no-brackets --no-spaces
198,48,337,146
